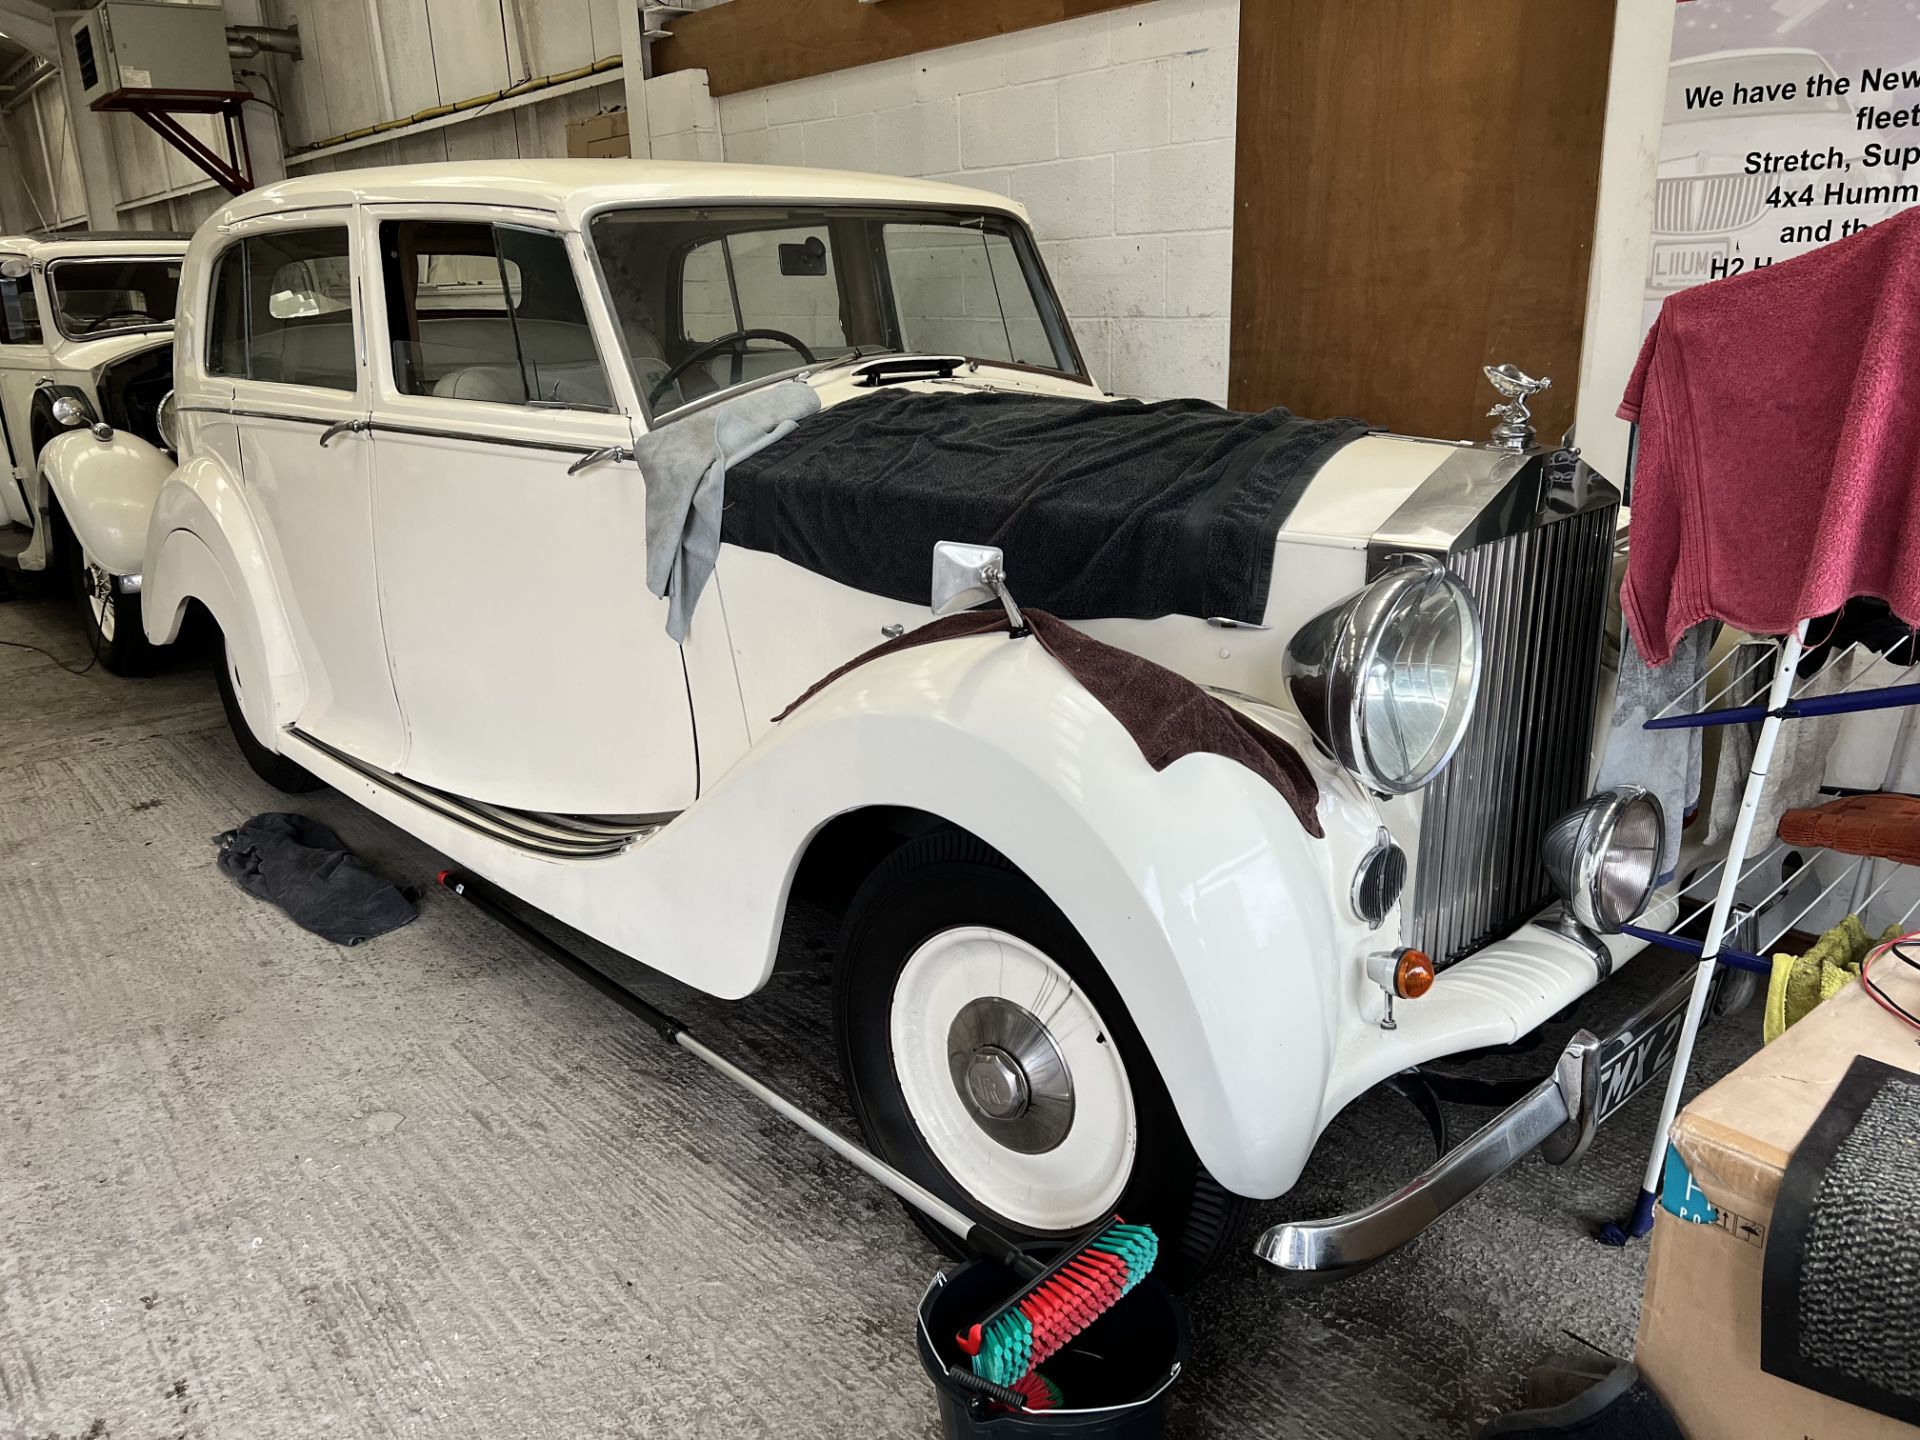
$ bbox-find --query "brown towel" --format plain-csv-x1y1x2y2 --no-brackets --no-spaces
1777,793,1920,867
774,609,1323,837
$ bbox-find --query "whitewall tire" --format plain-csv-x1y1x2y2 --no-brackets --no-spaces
834,828,1254,1288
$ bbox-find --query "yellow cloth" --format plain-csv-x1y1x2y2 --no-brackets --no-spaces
1764,915,1901,1042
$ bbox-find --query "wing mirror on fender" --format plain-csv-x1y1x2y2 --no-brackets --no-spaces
50,394,112,442
930,541,1028,637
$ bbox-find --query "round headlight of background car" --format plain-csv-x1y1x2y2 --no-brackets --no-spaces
1542,785,1666,934
1283,555,1482,794
156,389,179,453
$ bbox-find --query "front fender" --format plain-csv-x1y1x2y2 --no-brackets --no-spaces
38,428,172,575
683,634,1366,1199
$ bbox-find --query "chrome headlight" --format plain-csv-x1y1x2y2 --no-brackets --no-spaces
1543,786,1665,934
156,389,179,453
1284,555,1482,794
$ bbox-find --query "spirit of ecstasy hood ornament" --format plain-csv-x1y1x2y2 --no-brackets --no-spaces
1484,363,1551,451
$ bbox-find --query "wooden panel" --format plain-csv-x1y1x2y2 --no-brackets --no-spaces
654,0,1148,97
1228,1,1615,443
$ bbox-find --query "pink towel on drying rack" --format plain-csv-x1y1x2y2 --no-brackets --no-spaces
1620,207,1920,667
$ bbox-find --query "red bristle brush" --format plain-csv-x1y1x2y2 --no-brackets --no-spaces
955,1216,1160,1391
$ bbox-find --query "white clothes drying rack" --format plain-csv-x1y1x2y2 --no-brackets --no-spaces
1605,617,1920,1238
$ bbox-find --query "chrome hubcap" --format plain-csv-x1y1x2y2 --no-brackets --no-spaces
946,996,1073,1154
83,559,114,641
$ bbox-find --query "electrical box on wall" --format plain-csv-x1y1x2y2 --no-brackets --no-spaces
69,1,233,105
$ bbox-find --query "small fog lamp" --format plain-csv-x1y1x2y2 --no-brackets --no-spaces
1542,786,1664,935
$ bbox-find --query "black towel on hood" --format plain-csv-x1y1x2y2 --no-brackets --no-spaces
722,389,1369,625
215,813,419,946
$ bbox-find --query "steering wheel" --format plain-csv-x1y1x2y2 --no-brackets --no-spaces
648,328,816,408
80,308,156,334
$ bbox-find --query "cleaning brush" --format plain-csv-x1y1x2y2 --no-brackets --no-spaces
956,1218,1159,1389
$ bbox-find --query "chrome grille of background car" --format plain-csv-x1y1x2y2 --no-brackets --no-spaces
1404,500,1619,967
1655,173,1768,235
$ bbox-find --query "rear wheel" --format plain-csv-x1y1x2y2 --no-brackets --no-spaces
834,830,1253,1288
215,636,322,793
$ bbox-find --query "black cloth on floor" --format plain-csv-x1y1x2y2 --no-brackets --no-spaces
774,609,1323,837
722,389,1370,625
215,813,418,946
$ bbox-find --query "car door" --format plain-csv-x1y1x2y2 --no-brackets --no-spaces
0,257,44,527
364,207,696,817
209,212,406,770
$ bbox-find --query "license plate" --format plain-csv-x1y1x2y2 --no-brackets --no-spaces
1592,972,1716,1124
1649,239,1729,290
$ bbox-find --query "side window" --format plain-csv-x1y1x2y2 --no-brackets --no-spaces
206,244,248,377
204,227,357,391
0,273,40,346
380,219,607,409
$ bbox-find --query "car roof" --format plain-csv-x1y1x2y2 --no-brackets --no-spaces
207,158,1033,234
0,231,190,259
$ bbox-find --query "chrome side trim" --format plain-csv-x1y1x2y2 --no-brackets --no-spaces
288,729,672,858
366,420,600,456
178,407,606,457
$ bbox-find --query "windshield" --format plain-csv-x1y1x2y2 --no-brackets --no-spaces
48,257,182,340
588,205,1081,420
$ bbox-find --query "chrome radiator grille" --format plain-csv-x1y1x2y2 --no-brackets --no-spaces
1404,501,1618,967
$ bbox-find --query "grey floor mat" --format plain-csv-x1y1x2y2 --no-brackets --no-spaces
1763,1054,1920,1423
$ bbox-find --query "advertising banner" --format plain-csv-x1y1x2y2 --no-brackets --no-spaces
1645,0,1920,327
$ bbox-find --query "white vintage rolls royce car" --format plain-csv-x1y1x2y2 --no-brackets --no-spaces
45,162,1689,1285
0,229,186,666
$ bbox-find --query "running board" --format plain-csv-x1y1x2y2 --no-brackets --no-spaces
287,729,674,859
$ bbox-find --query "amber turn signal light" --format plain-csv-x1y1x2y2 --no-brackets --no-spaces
1367,947,1434,1000
1394,949,1434,999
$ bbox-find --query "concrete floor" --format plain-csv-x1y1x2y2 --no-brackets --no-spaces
0,587,1762,1440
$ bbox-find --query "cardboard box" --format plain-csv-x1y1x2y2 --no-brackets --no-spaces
566,110,629,159
1637,979,1920,1439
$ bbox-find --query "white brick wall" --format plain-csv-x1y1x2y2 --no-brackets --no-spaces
712,0,1240,404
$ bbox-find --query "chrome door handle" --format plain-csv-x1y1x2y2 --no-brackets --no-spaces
318,419,367,447
567,444,634,476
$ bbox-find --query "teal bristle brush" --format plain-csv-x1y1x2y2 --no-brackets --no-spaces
956,1217,1160,1390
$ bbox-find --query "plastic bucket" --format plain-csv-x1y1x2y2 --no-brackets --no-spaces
915,1258,1190,1438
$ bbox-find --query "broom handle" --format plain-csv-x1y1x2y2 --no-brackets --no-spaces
440,872,1044,1279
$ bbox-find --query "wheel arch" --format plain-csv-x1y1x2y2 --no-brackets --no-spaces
143,453,306,745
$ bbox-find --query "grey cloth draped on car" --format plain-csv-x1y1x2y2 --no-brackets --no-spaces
636,380,821,642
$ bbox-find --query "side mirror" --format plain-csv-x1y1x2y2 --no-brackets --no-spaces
0,257,28,280
51,393,112,441
930,541,1028,636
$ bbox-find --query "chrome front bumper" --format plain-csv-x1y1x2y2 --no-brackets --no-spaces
1255,965,1701,1285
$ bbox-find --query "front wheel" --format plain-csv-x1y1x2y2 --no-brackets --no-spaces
69,538,157,676
834,830,1253,1289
